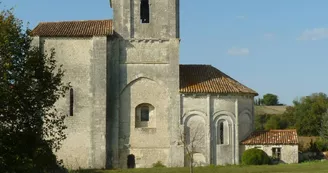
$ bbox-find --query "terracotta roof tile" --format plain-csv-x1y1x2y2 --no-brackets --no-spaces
241,129,299,145
179,65,258,95
30,20,113,37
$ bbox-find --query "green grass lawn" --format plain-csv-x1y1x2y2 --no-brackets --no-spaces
72,161,328,173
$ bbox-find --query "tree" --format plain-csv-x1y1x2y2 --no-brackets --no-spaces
0,8,69,172
264,116,281,130
179,123,205,173
283,93,328,136
262,93,279,106
254,97,263,106
320,111,328,141
255,114,269,130
264,115,288,130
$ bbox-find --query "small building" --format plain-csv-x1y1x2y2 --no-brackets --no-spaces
240,129,299,164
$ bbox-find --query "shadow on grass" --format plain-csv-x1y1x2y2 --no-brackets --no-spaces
69,161,328,173
68,169,105,173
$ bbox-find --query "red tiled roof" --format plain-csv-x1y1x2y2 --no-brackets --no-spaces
241,129,299,145
179,65,258,95
30,20,113,37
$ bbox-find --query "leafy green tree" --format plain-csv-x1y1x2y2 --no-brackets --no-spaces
255,114,269,130
264,115,288,130
254,97,263,105
264,116,281,130
259,98,263,105
262,93,279,106
255,114,288,131
283,93,328,136
320,111,328,141
0,8,69,172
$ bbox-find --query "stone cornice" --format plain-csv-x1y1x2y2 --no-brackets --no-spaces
181,93,255,99
127,38,171,43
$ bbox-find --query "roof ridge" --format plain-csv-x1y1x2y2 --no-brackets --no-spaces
38,19,112,24
180,64,211,66
241,129,299,145
253,129,297,132
31,20,113,37
269,129,297,131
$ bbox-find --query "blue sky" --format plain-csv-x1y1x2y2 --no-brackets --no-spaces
2,0,328,105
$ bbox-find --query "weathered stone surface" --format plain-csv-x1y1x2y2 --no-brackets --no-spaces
181,94,254,165
36,37,107,169
30,0,264,169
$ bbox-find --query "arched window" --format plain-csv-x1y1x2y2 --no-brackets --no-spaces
135,103,155,128
218,120,229,145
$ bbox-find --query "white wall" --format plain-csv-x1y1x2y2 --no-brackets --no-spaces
119,77,170,168
241,145,299,164
181,94,254,166
36,37,107,169
116,39,181,168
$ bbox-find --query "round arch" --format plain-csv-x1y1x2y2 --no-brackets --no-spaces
182,110,207,125
239,109,253,140
212,110,235,124
120,76,166,95
239,109,252,118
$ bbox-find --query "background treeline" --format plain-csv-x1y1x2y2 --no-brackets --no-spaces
255,93,285,106
255,93,328,137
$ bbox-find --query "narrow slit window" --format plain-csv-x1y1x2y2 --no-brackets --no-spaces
69,88,74,116
140,0,150,23
219,122,224,144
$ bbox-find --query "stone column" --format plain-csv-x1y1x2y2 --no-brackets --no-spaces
234,98,239,164
90,36,107,168
206,94,211,165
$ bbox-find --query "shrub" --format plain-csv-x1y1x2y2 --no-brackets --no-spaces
242,148,271,165
152,161,166,168
314,138,328,152
308,138,328,152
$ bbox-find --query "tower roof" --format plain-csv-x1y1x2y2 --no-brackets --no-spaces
30,20,113,37
179,65,258,96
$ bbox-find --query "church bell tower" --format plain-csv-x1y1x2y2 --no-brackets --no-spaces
110,0,180,39
108,0,182,168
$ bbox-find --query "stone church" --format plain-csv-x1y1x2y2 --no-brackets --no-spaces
30,0,258,169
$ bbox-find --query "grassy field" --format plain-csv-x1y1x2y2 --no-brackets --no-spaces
73,161,328,173
254,106,287,115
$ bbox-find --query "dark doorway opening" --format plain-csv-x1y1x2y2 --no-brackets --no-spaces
127,154,136,168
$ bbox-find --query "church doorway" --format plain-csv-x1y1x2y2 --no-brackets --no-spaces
127,154,135,168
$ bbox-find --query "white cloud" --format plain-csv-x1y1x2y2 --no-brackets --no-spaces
227,47,250,56
236,15,246,19
298,28,328,41
263,33,275,40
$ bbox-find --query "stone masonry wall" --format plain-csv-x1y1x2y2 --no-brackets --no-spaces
36,37,107,169
107,38,181,168
181,94,254,166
